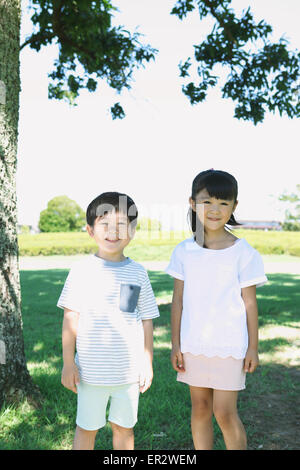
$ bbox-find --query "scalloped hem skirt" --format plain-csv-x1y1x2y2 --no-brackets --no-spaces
177,353,246,391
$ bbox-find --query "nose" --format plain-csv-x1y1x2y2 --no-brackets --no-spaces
107,227,118,237
208,203,220,213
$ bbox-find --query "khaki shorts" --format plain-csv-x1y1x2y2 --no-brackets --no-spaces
76,381,140,431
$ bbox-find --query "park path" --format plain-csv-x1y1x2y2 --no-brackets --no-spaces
19,255,300,274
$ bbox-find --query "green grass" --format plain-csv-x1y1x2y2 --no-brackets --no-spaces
0,263,299,449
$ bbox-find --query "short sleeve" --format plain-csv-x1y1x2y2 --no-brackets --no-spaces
137,271,160,320
165,244,184,280
239,249,268,288
57,265,84,313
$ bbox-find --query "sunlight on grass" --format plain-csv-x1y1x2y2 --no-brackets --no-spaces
27,361,59,376
259,325,300,366
33,342,44,352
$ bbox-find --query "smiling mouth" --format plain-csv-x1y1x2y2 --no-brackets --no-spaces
105,239,120,243
207,218,221,221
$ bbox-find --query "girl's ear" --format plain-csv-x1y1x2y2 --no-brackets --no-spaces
233,200,238,212
189,196,196,211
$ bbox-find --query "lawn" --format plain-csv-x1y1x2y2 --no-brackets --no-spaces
0,260,299,450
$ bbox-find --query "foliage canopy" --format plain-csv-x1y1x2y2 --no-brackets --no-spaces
279,184,300,231
38,195,86,232
172,0,299,124
21,0,300,123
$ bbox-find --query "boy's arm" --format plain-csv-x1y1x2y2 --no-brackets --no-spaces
171,278,185,372
61,308,80,393
140,319,154,394
241,285,259,373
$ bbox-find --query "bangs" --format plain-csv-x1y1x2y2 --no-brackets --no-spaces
86,192,138,227
189,169,241,232
192,170,238,201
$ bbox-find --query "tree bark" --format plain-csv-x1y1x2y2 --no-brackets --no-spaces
0,0,41,408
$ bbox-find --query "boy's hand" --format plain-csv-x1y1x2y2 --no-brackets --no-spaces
61,363,80,393
139,359,153,394
171,347,185,373
244,348,259,373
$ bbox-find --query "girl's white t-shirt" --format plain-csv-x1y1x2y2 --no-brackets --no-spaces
165,237,268,359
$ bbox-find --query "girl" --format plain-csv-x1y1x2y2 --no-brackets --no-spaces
165,169,268,450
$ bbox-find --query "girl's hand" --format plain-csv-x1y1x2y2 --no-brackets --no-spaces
61,363,80,393
244,348,259,373
171,347,185,373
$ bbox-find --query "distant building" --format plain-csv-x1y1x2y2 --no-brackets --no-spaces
236,220,282,231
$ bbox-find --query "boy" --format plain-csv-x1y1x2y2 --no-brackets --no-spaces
57,192,159,450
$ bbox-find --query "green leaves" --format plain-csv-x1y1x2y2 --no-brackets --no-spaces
24,0,157,118
171,0,195,19
22,0,299,123
173,0,300,124
38,196,86,232
279,185,300,231
110,102,125,120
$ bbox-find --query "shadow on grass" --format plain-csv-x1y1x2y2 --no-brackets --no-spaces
0,269,298,450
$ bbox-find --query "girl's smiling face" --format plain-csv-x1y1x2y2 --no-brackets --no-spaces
190,188,238,231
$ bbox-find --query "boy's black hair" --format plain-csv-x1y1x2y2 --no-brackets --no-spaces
86,192,138,228
188,169,242,234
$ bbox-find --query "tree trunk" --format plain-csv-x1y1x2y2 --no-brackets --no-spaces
0,0,41,408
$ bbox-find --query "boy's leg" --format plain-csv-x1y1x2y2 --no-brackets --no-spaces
108,383,140,450
213,390,247,450
109,422,134,450
73,426,98,450
74,381,110,450
189,386,214,450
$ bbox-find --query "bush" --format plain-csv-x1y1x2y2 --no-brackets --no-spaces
39,196,86,232
18,232,96,256
18,229,300,257
282,221,300,231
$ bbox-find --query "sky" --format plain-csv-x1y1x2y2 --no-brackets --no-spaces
17,0,300,230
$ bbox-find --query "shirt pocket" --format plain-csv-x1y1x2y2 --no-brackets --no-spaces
119,284,141,313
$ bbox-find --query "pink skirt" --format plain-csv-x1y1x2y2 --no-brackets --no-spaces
177,353,246,391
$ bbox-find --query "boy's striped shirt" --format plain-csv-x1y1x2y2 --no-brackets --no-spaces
57,255,159,385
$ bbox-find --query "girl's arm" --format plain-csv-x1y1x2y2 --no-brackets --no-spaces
241,285,259,373
171,278,185,372
61,308,80,393
140,319,154,393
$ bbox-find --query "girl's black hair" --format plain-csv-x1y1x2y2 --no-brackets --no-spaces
86,192,138,227
188,169,242,235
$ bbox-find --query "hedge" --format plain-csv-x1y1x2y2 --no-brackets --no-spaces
17,229,300,258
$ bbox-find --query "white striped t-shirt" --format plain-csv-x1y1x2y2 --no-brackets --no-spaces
57,255,160,385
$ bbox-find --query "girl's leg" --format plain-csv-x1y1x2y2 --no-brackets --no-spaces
72,425,98,450
110,421,134,450
213,390,247,450
189,386,214,450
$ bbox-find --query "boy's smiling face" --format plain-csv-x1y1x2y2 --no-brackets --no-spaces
86,211,135,261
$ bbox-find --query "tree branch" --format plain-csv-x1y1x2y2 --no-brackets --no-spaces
19,38,32,51
52,0,96,61
202,0,237,58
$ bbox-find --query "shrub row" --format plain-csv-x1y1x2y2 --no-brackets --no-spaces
18,229,300,257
